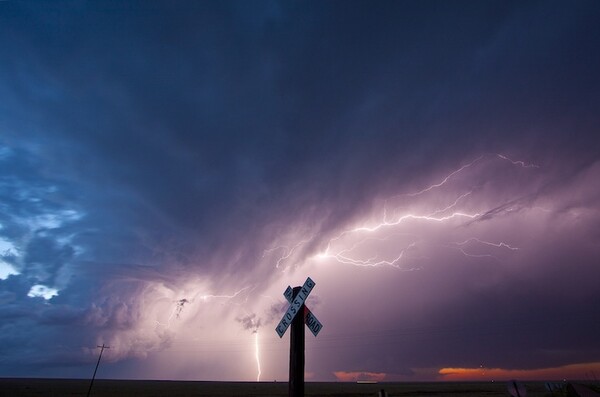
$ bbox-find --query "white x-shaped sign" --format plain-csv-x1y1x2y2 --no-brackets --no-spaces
275,278,323,338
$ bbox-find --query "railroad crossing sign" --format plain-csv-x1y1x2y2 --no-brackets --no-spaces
276,277,322,397
276,277,322,337
281,285,323,337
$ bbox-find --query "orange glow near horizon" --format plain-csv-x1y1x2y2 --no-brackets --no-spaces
439,362,600,381
334,371,387,382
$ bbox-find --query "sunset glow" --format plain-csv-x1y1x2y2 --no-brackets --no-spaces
439,362,600,381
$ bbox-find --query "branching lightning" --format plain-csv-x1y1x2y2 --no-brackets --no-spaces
403,155,484,197
273,153,540,270
314,190,480,268
317,239,419,269
263,237,313,269
449,238,520,261
454,237,519,251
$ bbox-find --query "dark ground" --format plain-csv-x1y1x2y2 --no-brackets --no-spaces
0,378,580,397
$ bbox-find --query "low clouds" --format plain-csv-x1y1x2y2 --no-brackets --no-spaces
1,0,600,381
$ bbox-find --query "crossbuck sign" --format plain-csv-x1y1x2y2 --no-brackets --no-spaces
275,277,323,338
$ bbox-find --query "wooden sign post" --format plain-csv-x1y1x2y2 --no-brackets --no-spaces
275,277,322,397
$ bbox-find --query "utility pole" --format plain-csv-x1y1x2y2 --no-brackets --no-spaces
87,344,109,397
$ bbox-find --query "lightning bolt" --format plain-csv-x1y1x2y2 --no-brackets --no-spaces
236,308,263,381
314,189,480,268
155,286,251,329
449,238,519,262
276,153,539,270
263,237,313,269
453,237,519,251
400,153,539,198
317,239,420,269
254,330,261,382
402,155,484,197
194,286,251,304
496,154,540,168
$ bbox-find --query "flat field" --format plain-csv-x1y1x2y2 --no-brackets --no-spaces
0,378,556,397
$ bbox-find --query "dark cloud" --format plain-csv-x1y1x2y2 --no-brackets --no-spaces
237,313,261,334
0,0,599,381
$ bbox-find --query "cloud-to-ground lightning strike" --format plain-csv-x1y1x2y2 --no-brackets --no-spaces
254,331,261,382
246,314,263,382
236,310,263,381
270,154,538,270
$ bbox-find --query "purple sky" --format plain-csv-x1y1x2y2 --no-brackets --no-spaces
1,1,599,382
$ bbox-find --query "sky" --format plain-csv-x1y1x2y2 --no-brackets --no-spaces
1,0,600,383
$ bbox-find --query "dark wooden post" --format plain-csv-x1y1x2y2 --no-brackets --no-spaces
289,286,305,397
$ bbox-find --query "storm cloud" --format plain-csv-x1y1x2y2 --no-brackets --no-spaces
1,0,599,381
